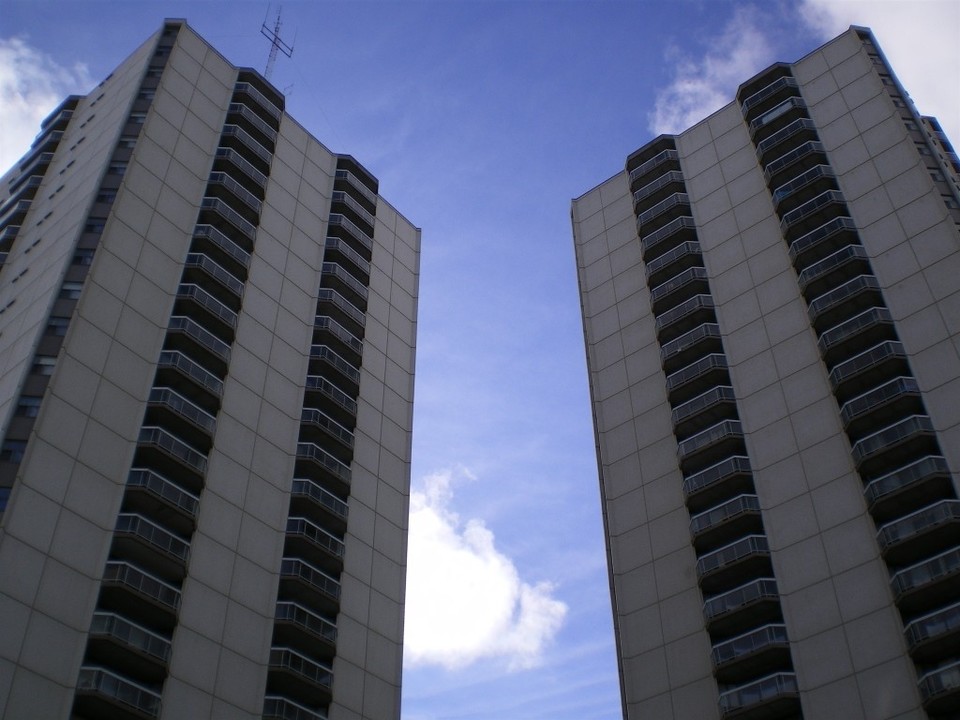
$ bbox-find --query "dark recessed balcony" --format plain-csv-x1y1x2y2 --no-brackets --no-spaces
263,695,327,720
655,295,716,343
644,241,704,288
851,414,937,477
918,658,960,715
86,612,171,683
289,478,349,535
278,558,340,614
671,384,738,438
712,623,791,684
718,671,800,720
779,190,848,240
805,273,882,331
331,191,375,236
146,386,217,448
155,350,223,413
220,124,272,173
817,306,896,368
267,647,333,707
303,376,357,428
641,216,698,263
316,288,365,337
309,345,359,396
660,323,723,374
636,192,691,237
191,224,250,278
764,140,828,188
840,375,923,439
703,577,782,638
797,242,870,300
299,408,354,455
828,340,909,403
214,147,267,192
232,81,282,124
295,443,351,494
756,118,818,165
74,666,161,720
198,196,256,244
666,353,730,406
690,494,763,553
335,168,378,209
678,419,746,474
328,214,372,255
877,500,960,566
650,266,709,313
905,599,960,663
285,517,345,572
865,455,954,523
0,200,31,229
682,455,754,514
207,171,262,223
165,316,231,375
124,468,199,537
771,165,837,216
321,263,369,309
740,75,800,122
891,546,960,615
183,253,244,307
324,237,370,282
98,561,181,632
788,216,858,269
113,513,190,582
226,102,278,147
633,170,686,209
628,148,680,190
696,534,771,593
749,97,808,142
135,427,207,494
313,316,363,364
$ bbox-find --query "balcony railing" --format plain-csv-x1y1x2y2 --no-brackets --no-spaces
905,599,960,654
192,224,251,269
740,76,800,116
115,513,190,563
640,216,697,259
850,414,935,468
696,534,769,580
316,288,365,329
296,443,352,485
304,376,357,416
137,426,208,476
779,189,847,236
690,494,761,541
628,149,679,185
75,666,161,718
300,409,354,449
918,659,960,706
126,468,200,518
215,147,267,188
157,350,224,398
332,191,375,229
644,241,702,283
321,263,369,303
839,375,919,430
102,561,181,611
749,96,807,137
677,419,743,465
199,197,256,241
227,102,278,143
817,306,893,360
764,140,826,185
148,386,217,435
671,385,736,430
755,118,817,160
703,577,779,623
269,647,333,690
633,170,685,206
807,273,882,329
864,455,952,513
796,243,868,294
208,171,262,214
660,323,721,366
649,266,708,307
221,124,272,165
891,546,960,601
655,294,715,338
787,216,857,266
89,612,172,664
877,500,960,554
828,340,906,391
167,316,231,364
183,253,244,301
233,82,282,120
286,517,345,560
682,455,752,503
636,192,690,230
290,478,349,522
772,164,835,211
328,213,372,252
310,345,360,385
718,672,799,717
177,283,238,330
711,623,788,669
335,168,378,205
279,557,341,603
263,695,327,720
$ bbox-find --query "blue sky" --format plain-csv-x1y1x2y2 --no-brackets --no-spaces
2,1,958,718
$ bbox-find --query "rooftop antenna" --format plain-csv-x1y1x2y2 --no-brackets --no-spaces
261,5,294,81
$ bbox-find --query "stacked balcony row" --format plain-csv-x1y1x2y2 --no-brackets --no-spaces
739,65,960,718
73,60,283,720
627,137,802,720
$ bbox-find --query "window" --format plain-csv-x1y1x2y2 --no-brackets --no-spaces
0,441,27,463
15,397,42,418
59,282,83,300
73,249,95,265
46,317,70,336
31,356,56,376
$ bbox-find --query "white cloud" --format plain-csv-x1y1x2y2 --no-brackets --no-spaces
648,7,776,135
404,466,568,671
799,0,960,144
0,36,92,172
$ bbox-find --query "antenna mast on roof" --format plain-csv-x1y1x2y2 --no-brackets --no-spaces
261,5,294,81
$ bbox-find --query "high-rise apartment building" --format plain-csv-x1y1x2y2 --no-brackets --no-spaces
0,19,419,720
573,26,960,720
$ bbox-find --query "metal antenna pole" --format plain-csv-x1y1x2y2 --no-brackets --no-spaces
261,6,294,81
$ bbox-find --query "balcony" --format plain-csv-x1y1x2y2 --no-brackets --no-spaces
918,659,960,715
773,165,838,217
304,376,357,427
324,237,370,280
828,340,908,402
314,316,363,361
175,283,238,340
278,557,340,613
787,216,859,269
124,468,199,536
316,288,365,334
268,647,333,706
191,224,250,276
286,517,345,571
263,695,327,720
290,478,349,535
147,386,217,441
335,168,378,207
299,408,354,453
75,666,161,720
649,266,709,313
155,350,223,413
641,216,698,262
891,546,960,614
905,599,960,662
840,376,922,439
86,612,171,682
233,81,282,122
295,443,351,493
135,426,207,493
214,147,267,191
165,316,231,374
328,213,372,255
660,323,723,373
779,190,848,239
99,561,181,632
0,200,31,229
690,494,762,553
199,196,256,243
321,263,369,307
756,118,818,164
666,353,730,406
851,414,937,476
877,500,960,565
712,623,791,684
865,456,954,522
220,124,273,171
672,385,737,437
718,671,800,719
764,140,828,188
740,75,800,120
309,345,360,395
817,306,895,367
655,295,716,343
227,102,278,145
696,534,771,593
799,244,871,300
703,577,782,637
749,96,807,140
207,171,262,220
113,513,190,581
183,253,244,307
645,241,703,287
636,192,691,235
633,170,686,208
628,148,680,188
677,419,746,474
331,191,375,234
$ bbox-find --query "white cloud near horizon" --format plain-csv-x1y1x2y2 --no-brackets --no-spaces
404,467,568,671
648,6,776,135
0,36,92,173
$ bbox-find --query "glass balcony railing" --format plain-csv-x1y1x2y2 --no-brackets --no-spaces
644,241,702,284
808,274,881,327
905,599,960,654
263,695,327,720
76,666,161,718
749,96,807,137
115,513,190,563
89,611,171,664
660,323,721,367
796,243,868,294
126,468,199,518
332,191,375,230
772,164,835,211
690,494,761,541
137,426,208,476
740,76,799,117
310,345,360,385
666,353,728,396
780,189,847,236
227,102,278,143
671,385,737,430
269,647,333,690
279,557,341,603
764,140,826,186
628,149,679,186
208,171,262,214
316,288,366,330
314,316,363,357
650,266,708,308
166,316,231,364
918,658,960,706
865,455,952,514
286,517,345,560
324,237,370,277
828,340,906,392
215,147,267,188
328,213,372,252
817,306,894,361
655,294,715,339
304,376,357,416
840,376,920,430
850,414,935,468
891,546,960,601
296,443,352,485
756,118,817,161
221,124,272,165
177,283,238,331
300,408,354,449
787,216,858,267
335,169,378,206
682,455,752,504
677,419,743,465
877,500,960,553
696,534,769,580
711,623,789,669
321,263,369,303
703,577,779,623
275,601,338,646
636,192,690,231
157,350,224,398
290,478,349,522
200,196,256,240
148,386,217,437
102,561,181,611
233,82,282,121
718,671,799,717
633,170,686,207
641,216,697,259
192,224,251,269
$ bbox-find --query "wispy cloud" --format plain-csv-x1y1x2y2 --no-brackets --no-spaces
648,6,776,135
0,36,92,171
404,466,568,671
